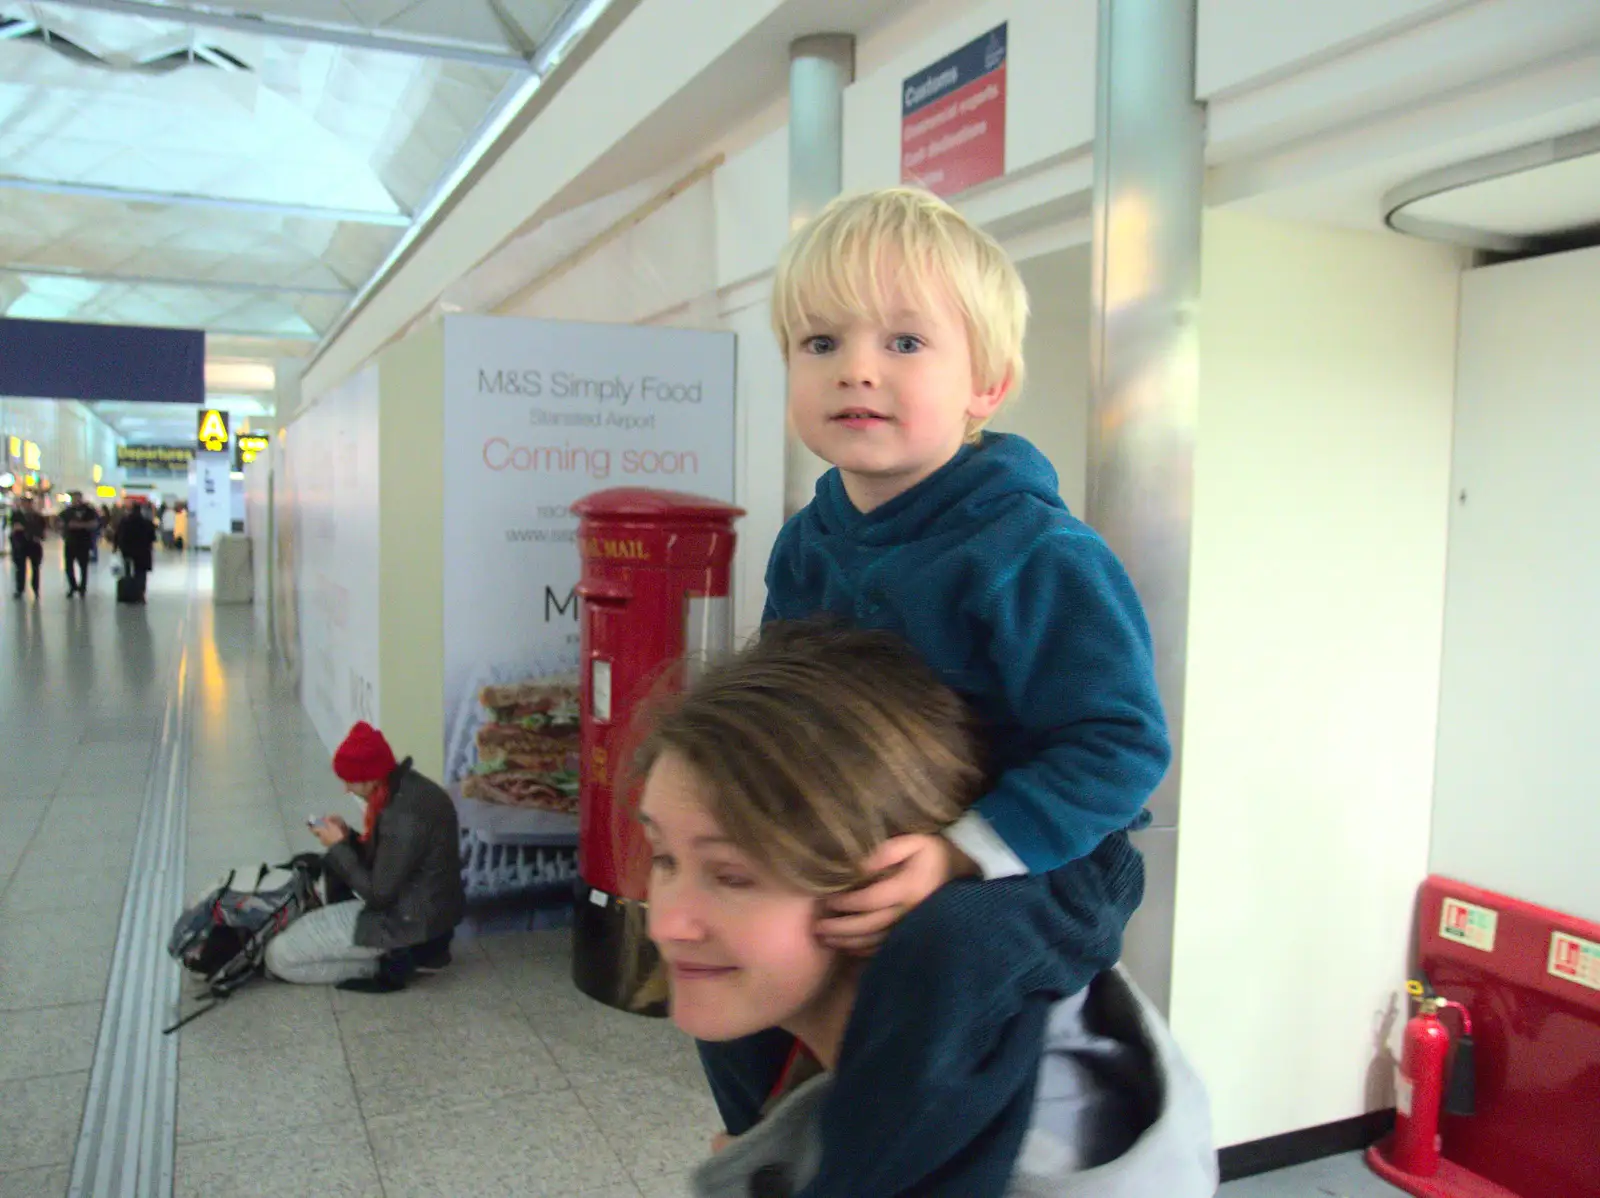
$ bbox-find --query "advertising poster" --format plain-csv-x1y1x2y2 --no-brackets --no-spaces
188,451,233,550
292,367,381,753
441,315,735,912
901,23,1008,198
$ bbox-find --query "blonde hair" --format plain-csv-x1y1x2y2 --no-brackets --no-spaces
772,187,1029,422
633,621,986,895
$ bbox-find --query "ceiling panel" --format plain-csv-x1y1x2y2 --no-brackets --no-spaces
0,191,400,286
341,0,420,25
0,0,612,369
378,0,567,49
0,28,497,213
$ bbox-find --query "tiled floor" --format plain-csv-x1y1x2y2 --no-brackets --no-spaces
1,551,1401,1197
1220,1153,1404,1197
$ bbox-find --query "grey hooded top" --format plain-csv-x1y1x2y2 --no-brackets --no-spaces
690,967,1218,1198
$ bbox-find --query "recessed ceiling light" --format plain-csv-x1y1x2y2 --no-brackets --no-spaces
205,361,276,392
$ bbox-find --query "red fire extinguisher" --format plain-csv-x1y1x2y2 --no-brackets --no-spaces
1390,977,1476,1177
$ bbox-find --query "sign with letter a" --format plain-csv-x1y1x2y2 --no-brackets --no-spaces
197,408,231,453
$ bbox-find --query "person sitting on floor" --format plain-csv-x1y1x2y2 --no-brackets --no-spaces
265,721,465,993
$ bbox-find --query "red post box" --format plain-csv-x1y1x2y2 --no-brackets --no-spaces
571,487,744,1013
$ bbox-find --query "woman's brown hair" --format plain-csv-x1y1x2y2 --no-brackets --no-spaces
632,620,987,895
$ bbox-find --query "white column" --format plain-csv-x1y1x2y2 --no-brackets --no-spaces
1088,0,1204,1012
784,34,855,519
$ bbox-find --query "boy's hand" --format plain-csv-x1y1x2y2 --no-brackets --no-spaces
817,834,979,953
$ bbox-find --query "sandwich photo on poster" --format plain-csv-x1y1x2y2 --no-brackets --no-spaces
443,651,589,920
462,680,581,815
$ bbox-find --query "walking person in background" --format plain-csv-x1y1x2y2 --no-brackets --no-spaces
105,501,125,553
159,502,177,549
115,502,157,603
60,492,99,598
8,496,45,599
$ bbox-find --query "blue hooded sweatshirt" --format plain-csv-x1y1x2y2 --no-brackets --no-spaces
763,432,1170,874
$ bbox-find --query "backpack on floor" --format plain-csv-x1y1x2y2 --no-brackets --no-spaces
164,856,323,1032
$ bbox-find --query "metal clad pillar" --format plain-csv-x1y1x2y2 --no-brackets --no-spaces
784,34,855,519
1088,0,1204,1012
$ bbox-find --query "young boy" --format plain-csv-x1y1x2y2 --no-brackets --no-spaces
698,187,1171,1139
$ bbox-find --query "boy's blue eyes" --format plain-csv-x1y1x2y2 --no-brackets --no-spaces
800,334,924,354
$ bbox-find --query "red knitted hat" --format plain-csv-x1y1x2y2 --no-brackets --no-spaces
333,722,397,784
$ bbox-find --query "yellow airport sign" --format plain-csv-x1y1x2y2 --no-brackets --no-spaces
197,409,230,452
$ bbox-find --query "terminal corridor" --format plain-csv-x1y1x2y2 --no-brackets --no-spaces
6,1,1599,1194
0,558,713,1198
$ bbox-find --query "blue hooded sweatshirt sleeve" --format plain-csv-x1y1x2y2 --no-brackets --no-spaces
763,433,1169,875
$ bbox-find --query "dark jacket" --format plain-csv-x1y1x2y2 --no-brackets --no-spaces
766,835,1145,1198
116,511,158,572
9,509,45,548
323,759,465,950
61,502,99,548
765,432,1169,875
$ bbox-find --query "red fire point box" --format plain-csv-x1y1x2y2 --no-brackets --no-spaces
569,487,743,1014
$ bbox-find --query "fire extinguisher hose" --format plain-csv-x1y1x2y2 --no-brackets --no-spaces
1439,998,1476,1118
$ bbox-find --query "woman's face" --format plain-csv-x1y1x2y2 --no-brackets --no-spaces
641,751,838,1043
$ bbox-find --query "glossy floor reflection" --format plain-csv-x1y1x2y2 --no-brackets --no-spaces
1220,1153,1404,1197
0,552,1399,1198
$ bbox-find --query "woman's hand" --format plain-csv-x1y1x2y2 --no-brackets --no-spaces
311,815,350,847
815,833,978,953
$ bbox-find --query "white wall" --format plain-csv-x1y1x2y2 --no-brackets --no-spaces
1170,211,1461,1146
288,366,383,754
495,174,723,328
992,244,1091,514
1432,244,1600,924
724,290,788,641
1196,0,1460,98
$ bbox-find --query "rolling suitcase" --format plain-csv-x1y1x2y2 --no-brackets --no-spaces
117,571,145,604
